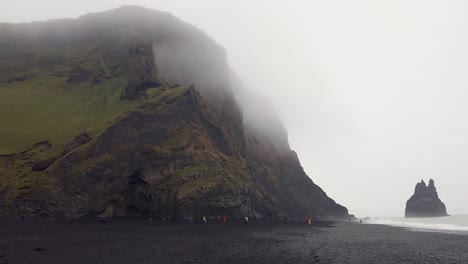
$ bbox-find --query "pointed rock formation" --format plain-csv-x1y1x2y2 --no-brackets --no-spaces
405,179,449,218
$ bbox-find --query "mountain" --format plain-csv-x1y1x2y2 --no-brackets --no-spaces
405,179,448,218
0,6,350,220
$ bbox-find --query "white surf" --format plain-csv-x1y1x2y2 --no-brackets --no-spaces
365,215,468,234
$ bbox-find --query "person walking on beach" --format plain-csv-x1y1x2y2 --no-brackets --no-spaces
244,216,249,224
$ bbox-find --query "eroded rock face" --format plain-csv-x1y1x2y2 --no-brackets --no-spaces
405,179,449,218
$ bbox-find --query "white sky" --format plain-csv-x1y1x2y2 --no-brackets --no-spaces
2,0,468,217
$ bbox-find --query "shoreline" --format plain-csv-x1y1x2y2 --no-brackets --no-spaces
364,215,468,236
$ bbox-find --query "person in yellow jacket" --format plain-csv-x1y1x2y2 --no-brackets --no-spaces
307,217,312,225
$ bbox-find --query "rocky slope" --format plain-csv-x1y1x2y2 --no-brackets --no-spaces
0,6,349,220
405,179,448,218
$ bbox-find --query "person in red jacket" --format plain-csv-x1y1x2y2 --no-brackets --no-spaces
223,215,227,223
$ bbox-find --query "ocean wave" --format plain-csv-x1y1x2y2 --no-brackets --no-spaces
365,215,468,234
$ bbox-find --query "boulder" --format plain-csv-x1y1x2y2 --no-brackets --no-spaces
405,179,449,218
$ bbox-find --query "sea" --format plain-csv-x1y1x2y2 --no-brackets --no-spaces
365,215,468,234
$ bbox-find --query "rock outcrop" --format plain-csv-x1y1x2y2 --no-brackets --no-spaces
122,43,161,100
405,179,448,218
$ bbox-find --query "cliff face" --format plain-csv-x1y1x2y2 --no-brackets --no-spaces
48,86,252,218
405,179,448,218
0,6,349,220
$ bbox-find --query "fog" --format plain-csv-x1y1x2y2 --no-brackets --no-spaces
2,0,468,217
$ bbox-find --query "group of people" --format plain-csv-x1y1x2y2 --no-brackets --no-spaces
160,215,317,225
160,215,252,224
196,215,314,225
199,215,250,224
201,215,231,224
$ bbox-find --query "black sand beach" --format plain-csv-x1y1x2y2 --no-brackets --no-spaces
1,220,467,264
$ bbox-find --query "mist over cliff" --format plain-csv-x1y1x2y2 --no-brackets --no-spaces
0,6,349,220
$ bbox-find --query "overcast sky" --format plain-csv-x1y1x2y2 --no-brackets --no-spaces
2,0,468,217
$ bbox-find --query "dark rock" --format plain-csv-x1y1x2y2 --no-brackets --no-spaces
63,132,91,153
67,66,91,83
92,73,109,84
32,157,58,171
405,179,449,218
7,73,37,83
122,43,161,100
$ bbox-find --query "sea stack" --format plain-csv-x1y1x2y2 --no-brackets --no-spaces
405,179,449,218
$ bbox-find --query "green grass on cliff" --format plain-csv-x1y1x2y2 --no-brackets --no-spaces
0,73,138,155
0,70,135,199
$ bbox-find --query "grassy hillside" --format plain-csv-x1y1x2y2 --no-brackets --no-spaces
0,74,138,154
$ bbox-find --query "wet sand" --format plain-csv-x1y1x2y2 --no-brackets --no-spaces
0,219,467,264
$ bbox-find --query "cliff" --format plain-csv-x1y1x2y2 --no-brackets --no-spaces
405,179,449,218
0,6,349,220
